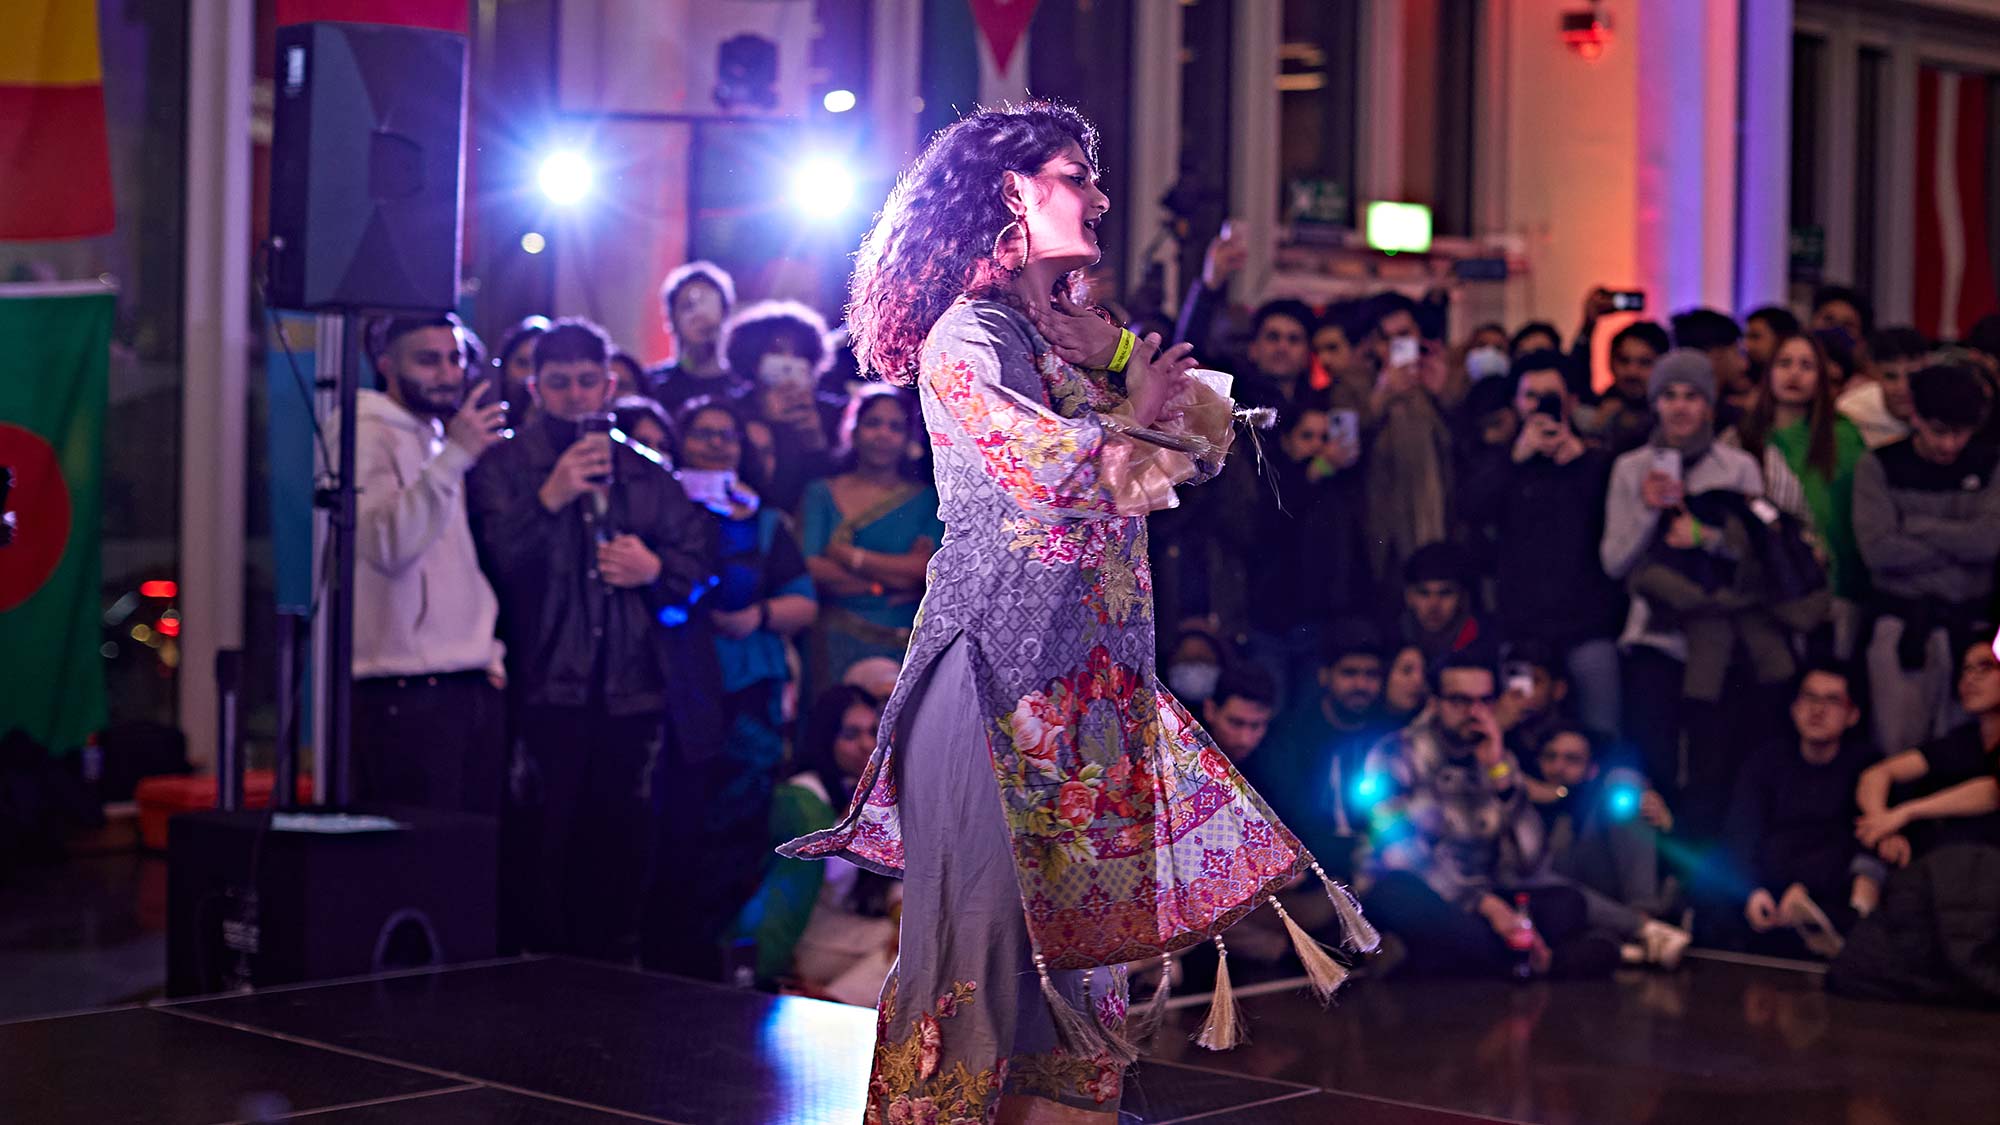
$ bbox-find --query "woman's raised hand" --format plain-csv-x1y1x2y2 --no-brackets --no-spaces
1124,333,1197,428
1025,290,1124,369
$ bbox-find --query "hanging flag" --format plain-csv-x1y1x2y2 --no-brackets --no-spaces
0,0,115,241
1914,67,2000,342
275,0,468,33
968,0,1041,75
0,281,113,754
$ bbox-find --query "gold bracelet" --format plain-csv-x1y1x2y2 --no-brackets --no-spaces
1106,329,1137,374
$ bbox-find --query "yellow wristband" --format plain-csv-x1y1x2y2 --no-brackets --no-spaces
1106,329,1137,374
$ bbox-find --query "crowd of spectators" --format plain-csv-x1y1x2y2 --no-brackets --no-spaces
349,234,2000,1007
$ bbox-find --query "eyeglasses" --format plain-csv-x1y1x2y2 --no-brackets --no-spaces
536,371,605,392
686,426,741,444
1439,692,1496,709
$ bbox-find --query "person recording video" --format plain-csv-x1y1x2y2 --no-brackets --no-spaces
348,312,507,815
467,316,723,962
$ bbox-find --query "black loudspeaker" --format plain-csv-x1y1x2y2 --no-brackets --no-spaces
166,808,497,997
267,21,466,312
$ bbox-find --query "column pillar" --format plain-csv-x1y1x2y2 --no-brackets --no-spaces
179,0,254,768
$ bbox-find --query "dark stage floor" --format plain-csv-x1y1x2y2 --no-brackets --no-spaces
3,954,1997,1124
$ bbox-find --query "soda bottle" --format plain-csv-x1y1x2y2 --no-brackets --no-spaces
1506,892,1537,980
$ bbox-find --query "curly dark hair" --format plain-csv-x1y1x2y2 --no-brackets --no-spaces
723,299,830,381
846,101,1100,385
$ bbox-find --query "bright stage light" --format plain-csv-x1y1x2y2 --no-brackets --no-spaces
822,89,857,113
537,151,593,206
520,231,547,255
792,157,856,219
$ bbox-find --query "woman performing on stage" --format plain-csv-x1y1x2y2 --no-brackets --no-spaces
780,102,1375,1125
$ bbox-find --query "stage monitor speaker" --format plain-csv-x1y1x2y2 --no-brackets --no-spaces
267,21,466,312
166,808,497,998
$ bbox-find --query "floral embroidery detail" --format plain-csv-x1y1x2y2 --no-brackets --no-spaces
928,354,1118,516
993,650,1168,883
1009,1047,1124,1106
1001,515,1149,637
868,981,1003,1125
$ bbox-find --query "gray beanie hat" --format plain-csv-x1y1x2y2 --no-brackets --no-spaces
1649,348,1717,405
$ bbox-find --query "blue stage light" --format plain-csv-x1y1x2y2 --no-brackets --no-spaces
537,151,593,206
1351,770,1388,810
1607,782,1642,821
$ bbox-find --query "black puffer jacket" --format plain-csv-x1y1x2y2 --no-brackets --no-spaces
1827,843,2000,1007
469,416,724,755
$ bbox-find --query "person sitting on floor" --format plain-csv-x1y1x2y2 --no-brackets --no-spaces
1170,663,1358,986
1251,617,1400,882
1854,630,2000,868
1828,632,2000,1008
1356,652,1620,978
1720,663,1879,959
1529,725,1687,967
731,684,899,1004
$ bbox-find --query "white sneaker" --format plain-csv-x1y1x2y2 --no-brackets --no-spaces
1640,919,1691,970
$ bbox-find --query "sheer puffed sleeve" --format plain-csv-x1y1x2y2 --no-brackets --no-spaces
921,300,1231,521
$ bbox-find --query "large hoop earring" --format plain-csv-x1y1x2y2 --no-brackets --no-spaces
992,218,1029,273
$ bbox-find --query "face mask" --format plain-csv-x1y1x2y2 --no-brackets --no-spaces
1465,346,1510,382
1167,662,1222,704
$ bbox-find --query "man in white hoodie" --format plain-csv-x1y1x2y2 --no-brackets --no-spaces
349,313,509,813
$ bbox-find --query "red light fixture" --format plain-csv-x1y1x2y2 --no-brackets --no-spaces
157,616,181,638
140,579,178,599
1561,6,1612,61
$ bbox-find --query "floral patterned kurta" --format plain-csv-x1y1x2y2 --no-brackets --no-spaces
780,298,1311,1118
784,296,1306,960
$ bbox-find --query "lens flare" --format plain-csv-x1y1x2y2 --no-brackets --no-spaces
537,151,593,206
792,157,856,219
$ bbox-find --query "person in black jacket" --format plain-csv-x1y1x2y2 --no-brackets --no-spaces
1461,350,1626,738
1719,664,1877,958
469,317,722,962
1243,404,1370,705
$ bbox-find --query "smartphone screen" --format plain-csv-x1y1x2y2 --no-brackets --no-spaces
1609,290,1646,313
1389,336,1420,369
757,353,814,391
1651,447,1683,483
1328,409,1360,447
1504,656,1536,692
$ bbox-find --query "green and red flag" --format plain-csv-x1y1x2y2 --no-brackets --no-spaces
0,0,115,241
0,281,112,754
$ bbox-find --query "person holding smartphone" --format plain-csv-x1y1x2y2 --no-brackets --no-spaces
349,312,509,815
468,317,724,964
1460,351,1626,737
726,299,840,511
1600,348,1770,837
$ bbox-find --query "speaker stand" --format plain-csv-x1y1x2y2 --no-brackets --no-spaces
307,310,359,808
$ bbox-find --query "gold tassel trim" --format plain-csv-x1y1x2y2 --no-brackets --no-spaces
1313,860,1381,953
1194,936,1247,1050
1125,953,1174,1043
1036,952,1110,1059
1271,895,1350,1005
